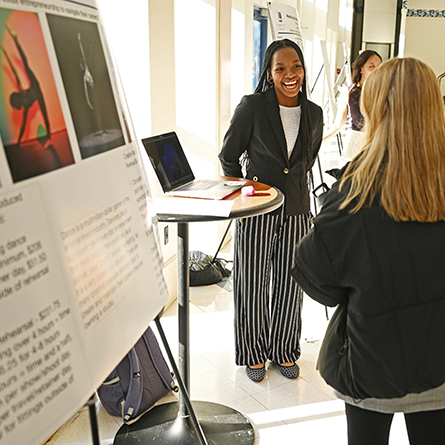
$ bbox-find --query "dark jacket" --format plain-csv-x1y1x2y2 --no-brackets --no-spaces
219,88,323,216
291,179,445,399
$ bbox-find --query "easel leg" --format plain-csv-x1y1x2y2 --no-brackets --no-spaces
86,394,100,445
154,315,208,445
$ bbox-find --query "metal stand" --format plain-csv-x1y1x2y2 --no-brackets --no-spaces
114,400,254,445
313,40,350,159
113,222,255,444
86,394,100,445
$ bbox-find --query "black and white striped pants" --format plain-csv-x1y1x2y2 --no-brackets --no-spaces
233,206,311,366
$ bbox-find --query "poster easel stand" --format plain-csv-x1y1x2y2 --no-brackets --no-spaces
86,394,100,445
153,314,209,445
317,41,351,158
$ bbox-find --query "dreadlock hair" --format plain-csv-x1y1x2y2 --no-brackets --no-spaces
255,38,314,174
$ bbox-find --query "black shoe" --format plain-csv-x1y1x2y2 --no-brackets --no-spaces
278,363,300,379
245,365,266,382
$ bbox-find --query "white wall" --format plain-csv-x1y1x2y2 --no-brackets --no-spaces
363,0,397,56
98,0,151,142
298,0,352,125
404,0,445,92
99,0,178,308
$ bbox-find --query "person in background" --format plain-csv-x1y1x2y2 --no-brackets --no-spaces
219,38,323,382
292,57,445,445
323,50,382,161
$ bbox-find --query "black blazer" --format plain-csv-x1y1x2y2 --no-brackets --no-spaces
219,87,323,216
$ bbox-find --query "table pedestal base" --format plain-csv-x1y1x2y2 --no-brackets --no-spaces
113,401,256,445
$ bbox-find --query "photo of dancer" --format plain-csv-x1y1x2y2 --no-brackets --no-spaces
0,8,74,182
47,14,125,159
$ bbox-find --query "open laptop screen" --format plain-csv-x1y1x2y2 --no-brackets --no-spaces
141,132,195,192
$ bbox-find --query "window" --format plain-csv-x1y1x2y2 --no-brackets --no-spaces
253,6,268,90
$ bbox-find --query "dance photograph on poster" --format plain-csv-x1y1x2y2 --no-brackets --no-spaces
0,8,74,182
47,14,125,159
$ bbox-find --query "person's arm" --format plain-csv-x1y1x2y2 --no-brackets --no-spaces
291,225,348,307
322,101,348,142
6,25,31,78
219,95,254,178
0,44,22,91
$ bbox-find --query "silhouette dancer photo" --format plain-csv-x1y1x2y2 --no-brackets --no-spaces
1,23,51,147
0,10,74,182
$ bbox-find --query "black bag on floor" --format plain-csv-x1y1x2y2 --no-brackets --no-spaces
97,325,177,424
189,251,231,286
189,221,232,286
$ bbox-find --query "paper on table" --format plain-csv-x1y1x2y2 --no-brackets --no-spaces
153,196,234,217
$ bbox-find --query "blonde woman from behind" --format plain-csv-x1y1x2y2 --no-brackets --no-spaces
292,57,445,445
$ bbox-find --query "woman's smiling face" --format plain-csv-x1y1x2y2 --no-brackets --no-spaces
269,46,305,107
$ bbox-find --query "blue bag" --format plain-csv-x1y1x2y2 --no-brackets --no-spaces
97,325,177,423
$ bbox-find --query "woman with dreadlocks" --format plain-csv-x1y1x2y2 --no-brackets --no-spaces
219,38,323,382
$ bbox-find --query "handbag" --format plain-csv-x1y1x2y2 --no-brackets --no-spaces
312,167,343,212
312,182,331,209
311,155,331,214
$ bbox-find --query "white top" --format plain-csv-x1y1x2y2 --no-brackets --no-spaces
279,105,301,159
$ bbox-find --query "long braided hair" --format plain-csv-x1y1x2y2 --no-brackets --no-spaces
255,38,314,174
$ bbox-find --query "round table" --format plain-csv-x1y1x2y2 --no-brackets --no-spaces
114,178,284,445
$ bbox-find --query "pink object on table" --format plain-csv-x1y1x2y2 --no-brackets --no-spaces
241,186,255,196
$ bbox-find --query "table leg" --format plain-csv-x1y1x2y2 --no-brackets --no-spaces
177,222,190,415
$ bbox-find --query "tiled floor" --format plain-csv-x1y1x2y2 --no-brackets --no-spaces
43,139,412,444
44,276,411,445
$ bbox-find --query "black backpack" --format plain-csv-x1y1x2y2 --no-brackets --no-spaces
97,326,177,423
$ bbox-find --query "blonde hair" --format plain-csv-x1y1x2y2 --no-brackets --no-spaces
339,57,445,222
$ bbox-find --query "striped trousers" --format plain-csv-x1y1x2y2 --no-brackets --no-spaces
233,206,311,366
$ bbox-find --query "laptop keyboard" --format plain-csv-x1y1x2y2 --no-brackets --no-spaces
180,179,221,191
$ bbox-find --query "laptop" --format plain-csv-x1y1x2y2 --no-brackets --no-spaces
141,132,246,199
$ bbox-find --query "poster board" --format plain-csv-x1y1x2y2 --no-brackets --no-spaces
0,1,168,444
267,2,304,49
